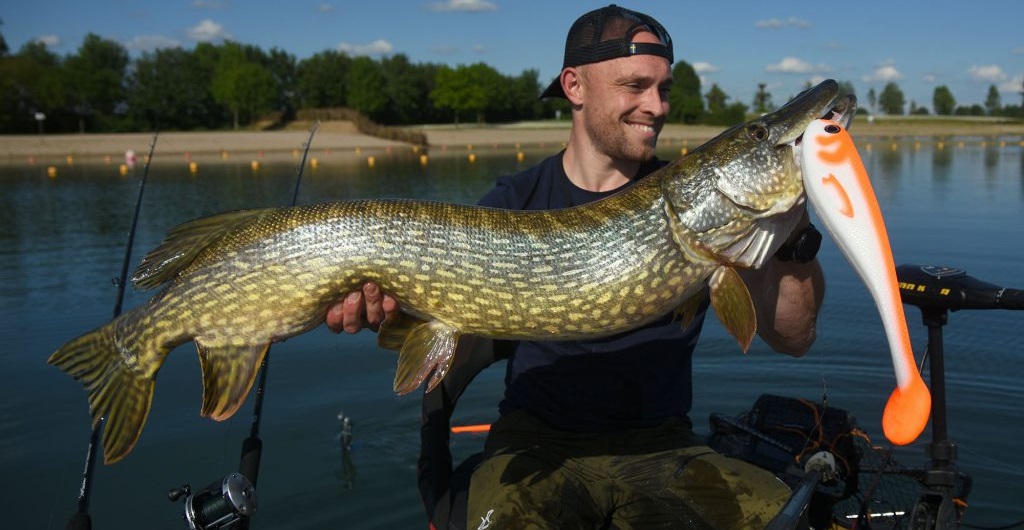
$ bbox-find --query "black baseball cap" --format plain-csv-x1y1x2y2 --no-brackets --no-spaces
540,4,674,99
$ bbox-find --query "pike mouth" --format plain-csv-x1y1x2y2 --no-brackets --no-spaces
793,94,857,148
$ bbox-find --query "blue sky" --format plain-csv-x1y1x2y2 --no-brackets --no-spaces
4,0,1023,113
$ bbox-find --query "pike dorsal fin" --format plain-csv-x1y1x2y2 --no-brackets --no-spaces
133,209,270,290
709,266,757,352
195,339,269,421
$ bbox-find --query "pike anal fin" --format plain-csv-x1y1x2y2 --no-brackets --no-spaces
393,321,460,395
195,340,270,421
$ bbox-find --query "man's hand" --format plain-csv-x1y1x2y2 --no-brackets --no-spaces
326,282,399,334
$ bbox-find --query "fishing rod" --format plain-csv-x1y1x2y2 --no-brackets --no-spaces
168,122,321,530
238,120,320,490
66,132,160,530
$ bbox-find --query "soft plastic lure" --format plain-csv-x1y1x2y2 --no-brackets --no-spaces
801,119,931,446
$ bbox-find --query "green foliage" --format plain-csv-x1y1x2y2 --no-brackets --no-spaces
668,61,703,124
347,56,388,119
932,85,956,116
752,83,772,114
431,63,503,124
6,29,1011,134
211,42,278,129
878,82,905,115
63,33,130,132
296,50,351,108
127,47,224,130
984,85,1001,115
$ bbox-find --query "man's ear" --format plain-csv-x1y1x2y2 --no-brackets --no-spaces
562,67,584,105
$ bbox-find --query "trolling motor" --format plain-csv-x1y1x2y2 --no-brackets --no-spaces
168,472,257,529
896,264,1024,529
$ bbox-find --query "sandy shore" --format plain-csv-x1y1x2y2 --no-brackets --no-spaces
3,118,1022,166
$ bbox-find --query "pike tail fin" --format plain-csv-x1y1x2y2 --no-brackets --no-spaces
48,320,158,464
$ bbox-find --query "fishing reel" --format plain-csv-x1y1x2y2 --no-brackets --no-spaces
168,472,257,529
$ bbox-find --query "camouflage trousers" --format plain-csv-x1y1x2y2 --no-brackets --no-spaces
466,410,791,530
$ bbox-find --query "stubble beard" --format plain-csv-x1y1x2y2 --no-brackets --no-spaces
585,111,660,163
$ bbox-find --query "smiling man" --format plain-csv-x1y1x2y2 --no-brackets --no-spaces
329,5,825,528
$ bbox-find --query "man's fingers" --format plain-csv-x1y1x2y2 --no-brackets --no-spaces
342,291,365,334
363,282,385,328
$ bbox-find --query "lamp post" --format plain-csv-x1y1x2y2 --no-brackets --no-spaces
34,112,45,135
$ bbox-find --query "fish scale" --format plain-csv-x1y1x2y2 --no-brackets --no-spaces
50,79,843,464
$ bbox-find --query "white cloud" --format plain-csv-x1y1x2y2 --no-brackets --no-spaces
997,75,1023,94
755,17,811,29
186,19,230,42
1010,48,1024,55
692,62,718,74
425,0,497,12
921,73,937,83
318,3,334,13
862,61,903,83
337,39,394,56
765,57,828,74
125,35,181,52
192,0,227,8
34,34,61,47
968,65,1008,83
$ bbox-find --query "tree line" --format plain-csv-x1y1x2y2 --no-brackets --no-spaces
1,27,1020,135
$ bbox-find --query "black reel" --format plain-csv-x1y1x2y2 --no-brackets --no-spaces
168,472,257,530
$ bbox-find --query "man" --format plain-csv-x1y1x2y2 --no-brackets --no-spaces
328,5,824,528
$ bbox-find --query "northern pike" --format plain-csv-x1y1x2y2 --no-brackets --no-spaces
800,119,930,445
50,80,848,464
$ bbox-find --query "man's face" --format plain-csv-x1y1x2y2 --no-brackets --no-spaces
577,31,672,163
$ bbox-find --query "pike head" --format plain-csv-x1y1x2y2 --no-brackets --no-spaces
661,79,855,268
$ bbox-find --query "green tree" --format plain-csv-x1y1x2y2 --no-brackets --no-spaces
63,33,130,132
667,60,703,124
379,54,432,124
984,84,1001,115
296,50,351,108
264,47,298,119
347,56,388,119
704,83,728,114
878,82,905,115
211,42,277,129
752,83,772,114
431,63,500,124
703,83,746,126
932,85,956,115
127,47,222,130
0,41,67,133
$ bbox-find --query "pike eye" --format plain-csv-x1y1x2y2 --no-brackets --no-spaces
747,124,769,142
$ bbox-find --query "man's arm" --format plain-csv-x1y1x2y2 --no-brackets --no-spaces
740,212,826,357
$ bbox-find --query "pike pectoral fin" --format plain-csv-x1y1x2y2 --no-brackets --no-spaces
709,267,757,352
393,321,460,395
377,312,429,351
195,340,269,421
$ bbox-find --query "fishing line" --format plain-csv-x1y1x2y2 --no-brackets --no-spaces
66,131,160,530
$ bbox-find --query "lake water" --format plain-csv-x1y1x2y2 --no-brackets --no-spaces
2,135,1022,529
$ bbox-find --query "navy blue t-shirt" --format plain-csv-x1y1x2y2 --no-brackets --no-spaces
478,151,709,431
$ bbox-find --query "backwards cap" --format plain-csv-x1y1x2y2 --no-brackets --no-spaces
540,4,674,99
